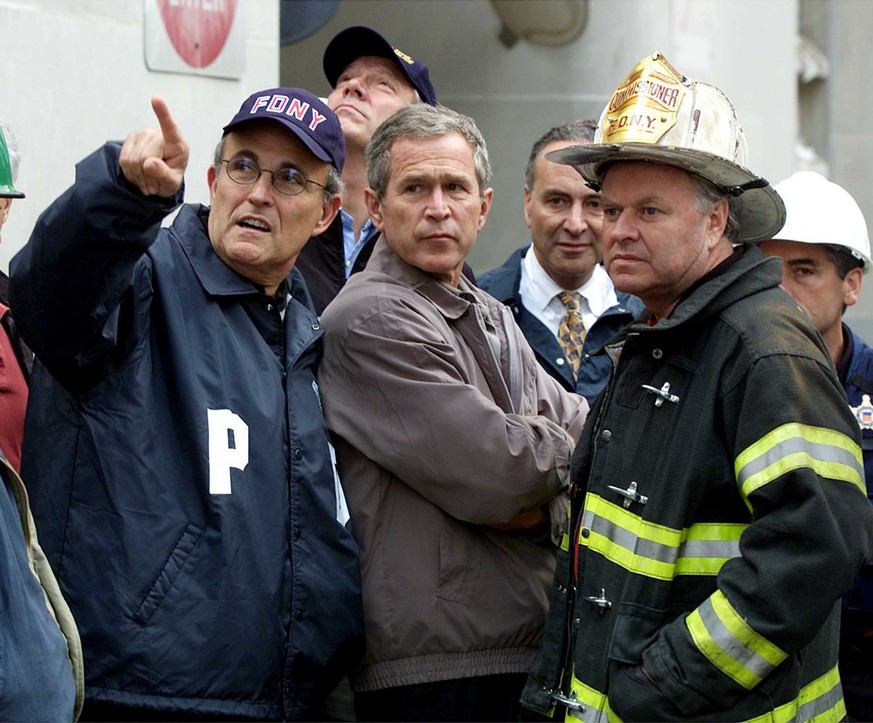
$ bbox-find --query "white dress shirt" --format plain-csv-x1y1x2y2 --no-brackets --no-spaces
518,244,619,336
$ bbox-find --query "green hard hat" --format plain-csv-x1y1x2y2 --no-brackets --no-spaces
0,126,23,199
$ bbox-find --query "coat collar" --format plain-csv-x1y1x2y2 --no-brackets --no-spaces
479,247,526,304
366,236,474,320
623,245,783,336
173,204,312,310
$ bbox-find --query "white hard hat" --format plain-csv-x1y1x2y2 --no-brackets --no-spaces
549,52,785,243
772,171,871,273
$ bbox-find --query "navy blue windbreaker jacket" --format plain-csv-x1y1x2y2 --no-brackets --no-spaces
843,326,873,629
478,246,644,404
9,143,364,720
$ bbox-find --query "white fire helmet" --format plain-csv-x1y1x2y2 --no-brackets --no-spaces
549,52,785,244
772,171,872,273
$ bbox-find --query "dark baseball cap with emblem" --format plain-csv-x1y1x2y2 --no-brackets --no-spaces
222,87,345,173
323,26,438,106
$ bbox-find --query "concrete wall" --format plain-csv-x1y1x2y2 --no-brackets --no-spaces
280,0,797,275
5,0,867,342
0,0,280,271
801,0,873,340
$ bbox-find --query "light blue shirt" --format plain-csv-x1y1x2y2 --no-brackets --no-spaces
340,208,380,279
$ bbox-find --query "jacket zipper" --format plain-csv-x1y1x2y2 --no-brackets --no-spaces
471,303,515,413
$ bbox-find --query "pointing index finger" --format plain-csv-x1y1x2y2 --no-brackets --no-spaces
150,95,183,147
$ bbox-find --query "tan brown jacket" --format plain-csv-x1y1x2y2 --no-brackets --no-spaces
319,239,588,693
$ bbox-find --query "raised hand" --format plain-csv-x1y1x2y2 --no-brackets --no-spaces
119,96,190,197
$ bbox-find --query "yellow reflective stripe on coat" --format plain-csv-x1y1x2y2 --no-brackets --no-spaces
565,676,618,723
579,493,743,580
564,664,844,723
735,423,864,508
741,664,845,723
686,590,787,689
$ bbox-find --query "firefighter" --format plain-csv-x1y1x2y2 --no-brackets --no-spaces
521,52,873,722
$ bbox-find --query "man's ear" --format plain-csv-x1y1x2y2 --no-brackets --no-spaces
364,188,385,232
522,185,533,230
313,194,342,236
0,198,11,230
843,266,863,308
207,166,217,203
707,198,730,246
477,187,494,232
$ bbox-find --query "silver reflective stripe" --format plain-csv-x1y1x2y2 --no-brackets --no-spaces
736,436,862,487
797,678,844,722
581,505,741,576
567,704,608,723
681,538,741,560
697,597,776,681
584,508,646,553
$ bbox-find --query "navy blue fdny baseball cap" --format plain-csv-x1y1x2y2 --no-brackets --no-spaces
323,26,438,106
223,88,345,173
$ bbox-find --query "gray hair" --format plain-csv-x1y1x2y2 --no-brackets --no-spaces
690,174,741,243
0,118,20,183
525,119,597,188
212,134,343,204
366,104,492,198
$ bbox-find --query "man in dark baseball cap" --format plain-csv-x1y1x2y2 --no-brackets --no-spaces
9,88,363,720
323,25,438,107
295,26,439,315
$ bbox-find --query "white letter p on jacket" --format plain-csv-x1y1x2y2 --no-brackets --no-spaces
207,408,249,494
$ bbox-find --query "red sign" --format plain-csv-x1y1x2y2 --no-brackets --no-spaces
157,0,237,69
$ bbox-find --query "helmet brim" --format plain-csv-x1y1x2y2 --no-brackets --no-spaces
548,142,786,244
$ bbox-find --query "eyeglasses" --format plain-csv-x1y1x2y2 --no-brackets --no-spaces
220,157,327,196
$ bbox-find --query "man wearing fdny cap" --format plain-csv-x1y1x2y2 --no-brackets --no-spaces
9,89,363,720
521,53,873,722
295,25,439,314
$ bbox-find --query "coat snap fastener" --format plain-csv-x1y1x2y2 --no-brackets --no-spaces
641,381,679,407
607,481,648,508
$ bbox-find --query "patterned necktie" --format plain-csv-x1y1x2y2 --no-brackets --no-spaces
557,291,586,378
